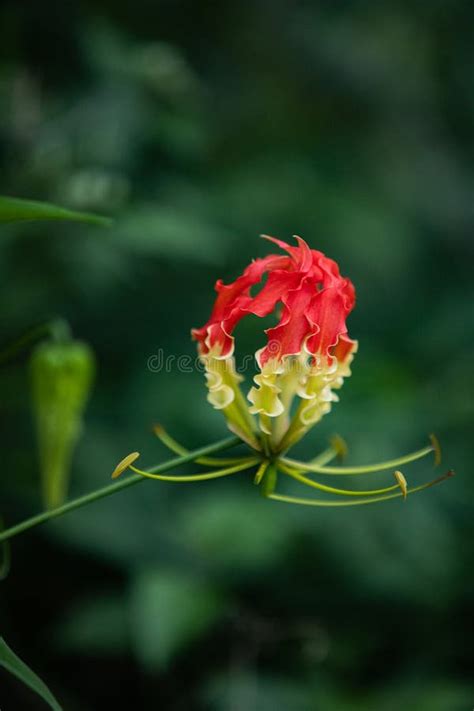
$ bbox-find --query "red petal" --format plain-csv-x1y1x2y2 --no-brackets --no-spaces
261,234,314,272
333,334,357,363
305,287,350,360
192,236,356,363
260,279,317,365
245,270,303,317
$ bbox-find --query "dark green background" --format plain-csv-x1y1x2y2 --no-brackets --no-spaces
1,1,473,709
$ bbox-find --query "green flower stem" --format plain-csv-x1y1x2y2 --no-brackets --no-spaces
0,435,241,544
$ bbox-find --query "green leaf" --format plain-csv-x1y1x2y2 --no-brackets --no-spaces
0,195,111,226
130,569,225,671
0,637,62,711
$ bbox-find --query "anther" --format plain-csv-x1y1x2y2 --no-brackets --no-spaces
329,434,348,461
393,470,408,500
429,434,442,467
111,452,140,479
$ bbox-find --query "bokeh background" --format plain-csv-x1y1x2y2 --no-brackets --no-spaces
1,1,473,709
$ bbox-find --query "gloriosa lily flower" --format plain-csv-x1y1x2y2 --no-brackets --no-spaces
191,234,357,453
114,235,453,507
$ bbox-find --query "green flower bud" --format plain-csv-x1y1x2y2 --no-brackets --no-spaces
30,340,95,509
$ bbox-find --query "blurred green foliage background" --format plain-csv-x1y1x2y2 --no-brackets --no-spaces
1,1,473,709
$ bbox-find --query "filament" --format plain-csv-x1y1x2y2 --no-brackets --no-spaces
266,471,454,507
308,434,348,466
153,424,251,467
129,458,259,483
281,442,435,476
279,462,401,497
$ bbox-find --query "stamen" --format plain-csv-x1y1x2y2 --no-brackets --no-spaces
281,441,435,476
129,458,260,483
394,470,408,499
279,462,400,497
111,452,140,479
265,471,454,507
153,424,250,467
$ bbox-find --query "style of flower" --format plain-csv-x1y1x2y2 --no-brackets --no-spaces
114,235,453,507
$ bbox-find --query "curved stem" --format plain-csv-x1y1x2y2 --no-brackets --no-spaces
308,436,347,466
130,458,259,482
307,446,335,467
266,470,454,507
279,462,400,496
281,444,434,476
153,425,249,467
0,435,241,544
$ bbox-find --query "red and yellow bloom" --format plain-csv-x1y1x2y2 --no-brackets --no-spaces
192,235,357,452
114,234,452,509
